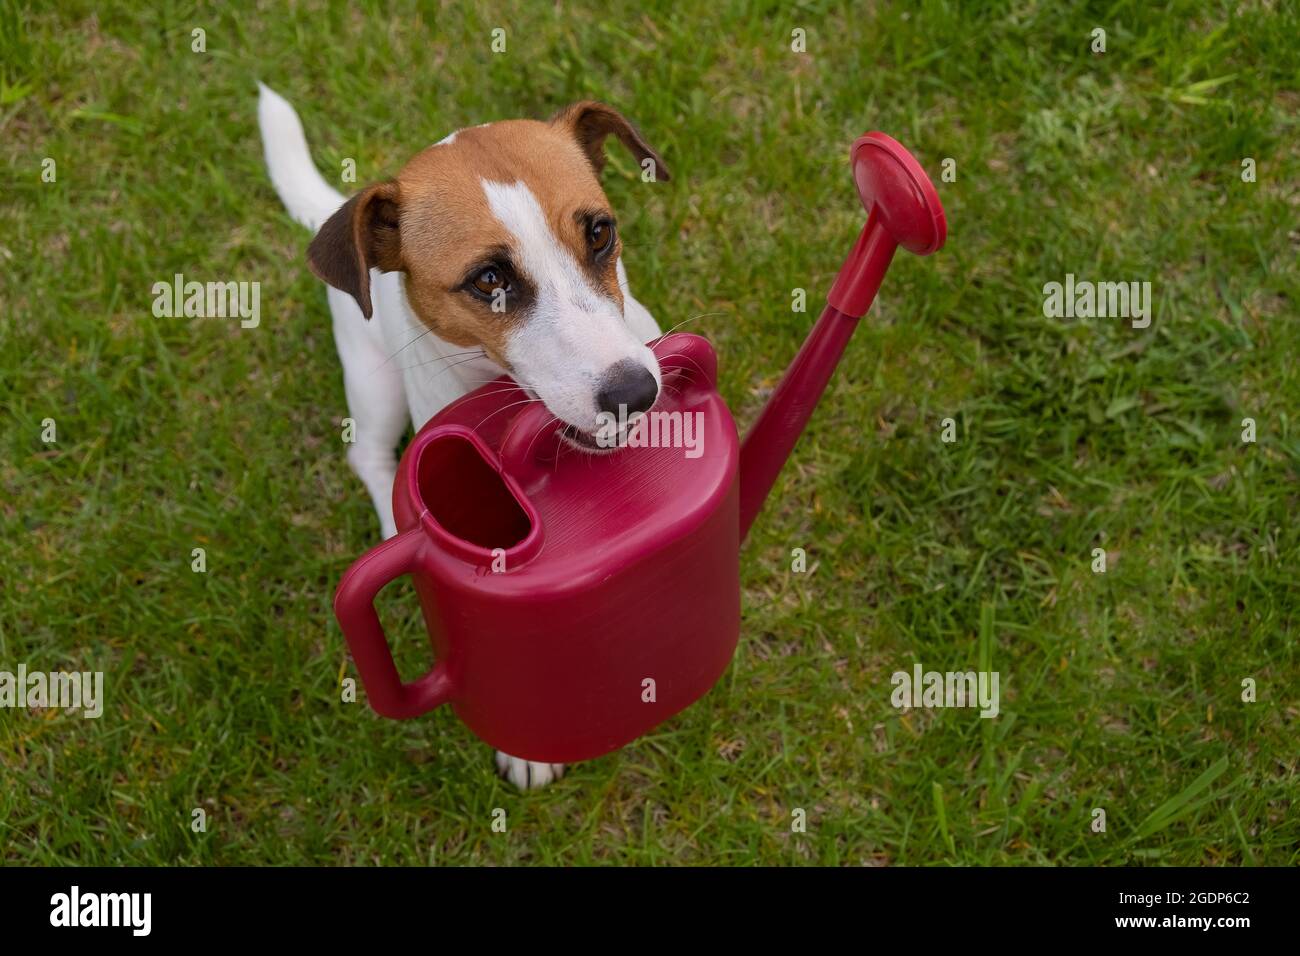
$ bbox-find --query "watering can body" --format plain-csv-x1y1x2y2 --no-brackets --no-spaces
334,334,742,763
334,131,948,765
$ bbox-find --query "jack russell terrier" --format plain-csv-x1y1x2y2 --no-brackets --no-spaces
256,84,670,790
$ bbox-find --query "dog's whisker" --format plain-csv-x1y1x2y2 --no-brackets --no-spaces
419,346,486,362
461,377,541,391
471,396,545,433
409,351,495,383
463,381,542,401
393,352,486,375
442,382,541,410
553,432,573,476
378,342,483,376
653,351,708,381
376,325,439,366
521,415,563,463
650,311,727,342
499,398,556,454
467,382,525,395
498,407,537,456
392,348,488,372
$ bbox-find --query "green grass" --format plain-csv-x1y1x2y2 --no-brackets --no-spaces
1,0,1297,865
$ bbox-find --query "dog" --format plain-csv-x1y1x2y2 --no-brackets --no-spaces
257,84,670,790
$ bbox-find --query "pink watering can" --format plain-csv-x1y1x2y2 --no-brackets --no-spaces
334,133,947,763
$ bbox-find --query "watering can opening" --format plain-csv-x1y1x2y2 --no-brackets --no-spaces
412,429,537,558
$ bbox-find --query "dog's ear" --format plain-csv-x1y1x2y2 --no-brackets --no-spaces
551,101,671,183
307,181,402,320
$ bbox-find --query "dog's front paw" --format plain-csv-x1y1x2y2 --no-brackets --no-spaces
495,751,565,790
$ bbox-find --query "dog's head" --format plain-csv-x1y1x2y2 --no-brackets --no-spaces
308,102,670,448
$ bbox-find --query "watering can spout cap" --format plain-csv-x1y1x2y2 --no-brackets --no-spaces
826,133,947,318
851,131,947,255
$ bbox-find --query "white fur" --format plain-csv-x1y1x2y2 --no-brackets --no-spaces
495,752,565,790
257,83,345,232
257,85,661,791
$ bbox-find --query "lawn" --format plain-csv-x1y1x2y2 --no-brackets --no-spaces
0,0,1296,865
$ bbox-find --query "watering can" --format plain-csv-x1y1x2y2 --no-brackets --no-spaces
334,132,947,763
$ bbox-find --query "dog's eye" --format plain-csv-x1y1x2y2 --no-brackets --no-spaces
472,267,510,297
588,219,616,256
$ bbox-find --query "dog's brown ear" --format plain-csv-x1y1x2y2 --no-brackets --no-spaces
307,181,402,319
551,101,670,183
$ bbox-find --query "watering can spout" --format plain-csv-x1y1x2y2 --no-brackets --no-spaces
737,133,948,541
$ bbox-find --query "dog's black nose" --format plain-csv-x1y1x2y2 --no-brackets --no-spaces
596,360,658,417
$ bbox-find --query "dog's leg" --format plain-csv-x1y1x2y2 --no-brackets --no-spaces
495,751,565,790
330,284,407,540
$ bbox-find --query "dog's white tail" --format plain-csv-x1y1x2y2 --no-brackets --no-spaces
257,82,345,232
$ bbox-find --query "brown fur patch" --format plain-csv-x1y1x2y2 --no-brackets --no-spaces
393,119,624,364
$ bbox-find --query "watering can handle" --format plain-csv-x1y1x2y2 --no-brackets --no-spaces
333,528,455,719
